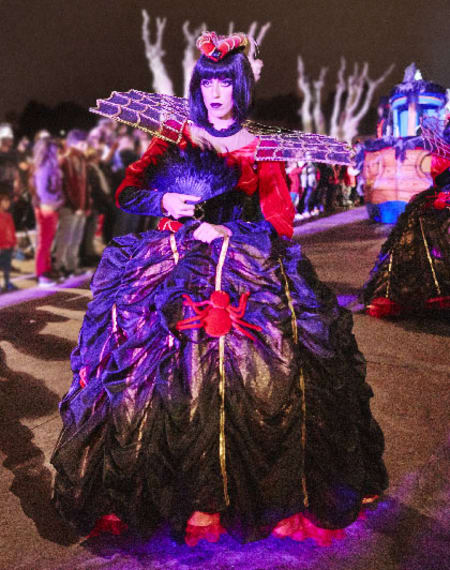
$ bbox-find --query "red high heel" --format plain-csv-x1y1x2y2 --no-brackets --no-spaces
87,514,128,538
185,511,226,547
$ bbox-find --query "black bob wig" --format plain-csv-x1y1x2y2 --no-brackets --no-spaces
189,51,255,128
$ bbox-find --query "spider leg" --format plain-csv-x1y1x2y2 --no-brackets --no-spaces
233,323,258,342
176,321,204,331
177,312,205,324
182,294,196,305
229,291,250,318
232,317,262,331
183,297,210,311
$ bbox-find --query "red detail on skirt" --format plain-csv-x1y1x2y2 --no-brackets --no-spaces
362,494,380,504
176,290,262,341
87,514,129,538
79,367,88,389
426,296,450,309
433,191,450,210
366,297,402,318
157,217,184,232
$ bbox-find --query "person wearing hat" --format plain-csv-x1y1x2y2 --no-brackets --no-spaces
52,31,387,547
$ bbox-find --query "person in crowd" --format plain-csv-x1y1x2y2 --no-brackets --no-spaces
80,147,114,263
53,129,91,278
52,31,387,548
347,164,363,205
87,125,117,166
12,135,36,259
0,190,18,292
0,124,20,223
299,161,319,217
110,135,142,237
31,137,64,287
339,166,354,209
0,124,18,197
285,160,303,215
324,164,341,213
133,129,152,158
16,135,34,227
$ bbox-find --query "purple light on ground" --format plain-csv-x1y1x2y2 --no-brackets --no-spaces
77,510,381,569
337,294,358,308
0,273,92,309
293,207,368,237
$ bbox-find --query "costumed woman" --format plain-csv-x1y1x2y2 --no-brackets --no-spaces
52,32,388,547
362,118,450,318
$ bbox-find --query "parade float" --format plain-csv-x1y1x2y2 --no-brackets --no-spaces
358,64,449,223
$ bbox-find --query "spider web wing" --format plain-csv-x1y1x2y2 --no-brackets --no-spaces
89,91,354,164
245,120,355,166
89,90,190,144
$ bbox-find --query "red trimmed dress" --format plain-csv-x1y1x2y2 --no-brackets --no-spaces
52,128,387,546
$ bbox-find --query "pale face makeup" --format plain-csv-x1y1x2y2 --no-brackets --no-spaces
200,77,234,128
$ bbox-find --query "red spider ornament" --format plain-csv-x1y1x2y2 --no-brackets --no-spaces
176,290,262,341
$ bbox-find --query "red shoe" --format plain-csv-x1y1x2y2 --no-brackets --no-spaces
366,297,402,318
87,514,128,538
426,296,450,310
272,513,345,547
185,512,226,547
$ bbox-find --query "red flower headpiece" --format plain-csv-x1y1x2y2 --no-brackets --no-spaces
196,31,249,62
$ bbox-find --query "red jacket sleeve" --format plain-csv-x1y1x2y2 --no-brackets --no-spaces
115,136,170,206
257,161,295,238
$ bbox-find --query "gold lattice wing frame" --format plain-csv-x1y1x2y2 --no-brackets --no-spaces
90,90,354,165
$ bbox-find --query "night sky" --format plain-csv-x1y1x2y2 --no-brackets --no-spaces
2,0,449,120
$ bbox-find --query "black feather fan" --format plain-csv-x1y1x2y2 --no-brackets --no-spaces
144,143,240,203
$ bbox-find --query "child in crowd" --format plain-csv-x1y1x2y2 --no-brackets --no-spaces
0,190,18,292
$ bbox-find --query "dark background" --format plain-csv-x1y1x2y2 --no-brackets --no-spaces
2,0,448,134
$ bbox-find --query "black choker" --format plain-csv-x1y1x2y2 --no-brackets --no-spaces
203,121,242,138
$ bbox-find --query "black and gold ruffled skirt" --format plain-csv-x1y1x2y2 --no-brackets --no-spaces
52,221,387,543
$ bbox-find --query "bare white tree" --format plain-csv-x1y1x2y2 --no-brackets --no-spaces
182,21,207,98
141,14,271,97
312,67,328,135
340,63,395,142
329,58,348,139
297,56,314,133
247,21,271,48
141,10,174,95
299,55,394,142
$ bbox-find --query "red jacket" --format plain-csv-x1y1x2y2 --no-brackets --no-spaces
0,210,16,249
61,148,90,212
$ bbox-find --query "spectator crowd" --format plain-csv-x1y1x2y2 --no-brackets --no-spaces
0,120,363,293
0,120,155,291
286,160,362,221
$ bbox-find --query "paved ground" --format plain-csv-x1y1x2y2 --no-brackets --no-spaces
0,208,449,569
